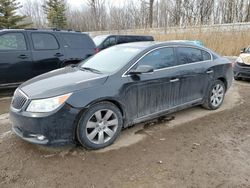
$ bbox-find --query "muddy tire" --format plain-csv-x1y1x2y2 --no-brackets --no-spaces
77,102,123,150
202,80,226,110
234,76,241,81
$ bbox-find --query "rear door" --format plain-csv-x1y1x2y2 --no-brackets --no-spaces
0,31,32,85
27,31,65,76
176,47,213,103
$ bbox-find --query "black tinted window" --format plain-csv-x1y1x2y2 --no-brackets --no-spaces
0,33,27,50
31,33,59,50
103,37,116,48
61,33,93,49
109,37,116,45
137,48,175,70
177,47,203,64
117,36,127,44
202,50,211,61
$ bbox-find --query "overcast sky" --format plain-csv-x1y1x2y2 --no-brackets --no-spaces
18,0,125,9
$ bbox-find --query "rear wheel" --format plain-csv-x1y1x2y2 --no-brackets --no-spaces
77,102,123,149
234,76,241,81
202,80,225,110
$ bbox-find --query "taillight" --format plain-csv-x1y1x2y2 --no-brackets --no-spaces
94,48,99,53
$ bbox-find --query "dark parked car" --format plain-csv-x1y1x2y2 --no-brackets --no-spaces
0,29,96,88
93,35,154,51
10,41,233,149
234,46,250,80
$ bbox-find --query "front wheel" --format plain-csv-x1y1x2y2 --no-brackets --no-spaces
202,80,226,110
77,102,123,149
234,76,241,81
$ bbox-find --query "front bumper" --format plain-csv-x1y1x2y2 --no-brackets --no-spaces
233,62,250,79
10,104,80,146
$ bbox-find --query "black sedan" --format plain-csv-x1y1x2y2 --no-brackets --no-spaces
10,41,233,149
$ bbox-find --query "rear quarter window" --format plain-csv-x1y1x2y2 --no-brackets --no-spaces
61,33,94,49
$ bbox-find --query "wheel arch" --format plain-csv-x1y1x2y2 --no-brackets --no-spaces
217,77,228,91
82,97,126,121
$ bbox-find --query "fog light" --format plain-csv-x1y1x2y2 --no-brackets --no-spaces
37,135,46,141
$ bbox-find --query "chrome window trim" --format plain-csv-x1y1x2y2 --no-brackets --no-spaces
122,45,213,78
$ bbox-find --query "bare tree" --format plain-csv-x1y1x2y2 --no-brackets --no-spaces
20,0,46,28
17,0,250,31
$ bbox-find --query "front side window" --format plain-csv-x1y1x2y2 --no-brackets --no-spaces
135,48,175,70
103,37,116,48
31,33,59,50
109,37,116,46
0,33,27,50
177,47,203,64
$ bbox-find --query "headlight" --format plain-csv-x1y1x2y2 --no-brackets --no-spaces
26,93,72,113
236,57,244,64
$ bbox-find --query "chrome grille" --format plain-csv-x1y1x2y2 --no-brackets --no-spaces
12,89,28,110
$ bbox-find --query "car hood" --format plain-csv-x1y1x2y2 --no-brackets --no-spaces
240,53,250,65
20,66,108,99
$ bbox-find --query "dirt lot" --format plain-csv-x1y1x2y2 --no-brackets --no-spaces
0,81,250,188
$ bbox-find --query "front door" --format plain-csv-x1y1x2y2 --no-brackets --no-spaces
127,47,182,118
0,32,32,85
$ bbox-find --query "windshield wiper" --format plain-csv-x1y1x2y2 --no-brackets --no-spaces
79,67,102,74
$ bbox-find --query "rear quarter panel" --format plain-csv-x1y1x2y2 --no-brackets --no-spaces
212,57,233,91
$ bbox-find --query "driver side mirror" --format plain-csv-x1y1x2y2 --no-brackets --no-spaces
241,48,246,53
129,65,154,75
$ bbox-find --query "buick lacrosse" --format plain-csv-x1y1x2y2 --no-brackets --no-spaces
10,41,233,149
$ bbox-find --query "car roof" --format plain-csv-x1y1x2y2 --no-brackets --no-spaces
0,29,88,35
94,34,153,38
118,41,203,49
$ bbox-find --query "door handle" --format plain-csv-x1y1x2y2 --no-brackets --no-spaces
54,53,64,57
206,70,214,74
18,54,28,59
170,78,179,83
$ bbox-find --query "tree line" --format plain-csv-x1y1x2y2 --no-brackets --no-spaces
1,0,250,31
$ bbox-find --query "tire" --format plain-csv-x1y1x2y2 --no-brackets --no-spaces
77,102,123,150
234,76,241,81
202,80,226,110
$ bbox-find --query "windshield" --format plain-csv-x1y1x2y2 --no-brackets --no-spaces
245,47,250,53
93,36,107,46
80,46,142,74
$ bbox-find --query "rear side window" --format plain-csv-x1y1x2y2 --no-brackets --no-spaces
31,33,59,50
136,48,175,70
0,33,27,50
177,47,203,64
61,33,94,49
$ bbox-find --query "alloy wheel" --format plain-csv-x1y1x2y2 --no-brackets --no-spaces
210,83,224,108
86,109,119,144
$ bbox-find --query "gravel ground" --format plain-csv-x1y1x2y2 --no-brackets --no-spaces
0,81,250,188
